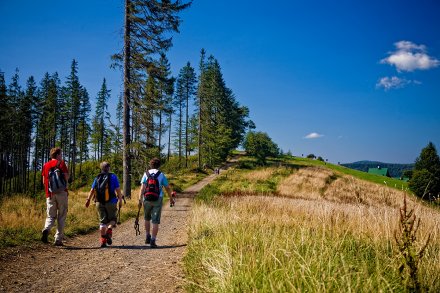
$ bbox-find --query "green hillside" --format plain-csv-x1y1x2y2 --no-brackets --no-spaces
341,160,414,178
283,156,409,191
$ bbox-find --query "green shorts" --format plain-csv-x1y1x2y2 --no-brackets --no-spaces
143,197,163,224
96,202,118,225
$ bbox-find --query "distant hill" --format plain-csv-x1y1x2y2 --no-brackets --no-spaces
341,161,414,178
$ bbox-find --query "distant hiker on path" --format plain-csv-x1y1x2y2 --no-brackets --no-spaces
138,157,174,248
85,162,123,248
41,147,70,246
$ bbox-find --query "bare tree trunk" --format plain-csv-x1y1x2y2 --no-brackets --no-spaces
198,97,202,169
167,113,172,161
33,128,38,196
178,103,182,168
123,0,132,198
158,108,162,156
185,87,189,168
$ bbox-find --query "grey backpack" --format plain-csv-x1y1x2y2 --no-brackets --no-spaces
48,161,66,193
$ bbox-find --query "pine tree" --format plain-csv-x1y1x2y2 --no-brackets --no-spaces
31,74,44,195
92,78,111,160
174,70,186,167
196,48,206,168
156,54,175,156
7,69,24,192
0,71,11,194
197,54,250,167
77,87,91,173
414,142,440,176
65,60,82,181
410,142,440,198
181,62,196,167
22,76,37,193
117,0,191,197
143,75,158,149
113,94,123,155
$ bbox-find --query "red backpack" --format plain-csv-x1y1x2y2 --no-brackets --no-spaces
143,171,161,201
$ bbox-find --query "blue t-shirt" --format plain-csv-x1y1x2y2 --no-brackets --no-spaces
140,169,168,198
92,173,120,204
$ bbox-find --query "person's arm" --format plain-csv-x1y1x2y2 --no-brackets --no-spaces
85,188,94,208
165,185,173,197
115,187,123,208
138,184,145,208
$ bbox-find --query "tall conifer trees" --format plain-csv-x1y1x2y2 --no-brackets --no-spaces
195,53,250,167
92,79,111,160
174,62,196,167
119,0,191,197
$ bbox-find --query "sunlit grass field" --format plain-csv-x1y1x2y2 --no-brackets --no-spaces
184,157,440,292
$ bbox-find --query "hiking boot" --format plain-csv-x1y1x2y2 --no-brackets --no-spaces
150,239,157,248
100,236,107,248
41,230,49,243
54,240,63,246
145,234,151,244
106,229,113,245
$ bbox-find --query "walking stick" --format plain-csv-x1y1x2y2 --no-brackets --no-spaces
134,205,141,236
116,195,126,226
117,205,122,225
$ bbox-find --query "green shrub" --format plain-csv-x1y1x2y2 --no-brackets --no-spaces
409,170,439,199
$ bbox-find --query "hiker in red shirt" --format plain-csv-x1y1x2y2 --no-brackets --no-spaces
41,147,70,246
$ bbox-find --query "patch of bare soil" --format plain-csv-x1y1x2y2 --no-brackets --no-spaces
0,172,222,293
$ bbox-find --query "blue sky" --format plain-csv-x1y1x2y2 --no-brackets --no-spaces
1,0,439,164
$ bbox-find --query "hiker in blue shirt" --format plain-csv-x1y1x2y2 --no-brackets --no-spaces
138,157,174,248
85,162,123,247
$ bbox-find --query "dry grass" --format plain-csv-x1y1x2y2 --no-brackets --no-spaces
325,176,408,208
0,196,46,229
277,167,335,199
242,168,276,181
0,188,142,247
185,165,440,292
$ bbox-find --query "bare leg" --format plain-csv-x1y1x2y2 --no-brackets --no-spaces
152,223,159,238
145,220,151,235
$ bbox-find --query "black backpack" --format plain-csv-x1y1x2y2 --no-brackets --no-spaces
48,161,66,193
143,171,161,201
95,173,116,203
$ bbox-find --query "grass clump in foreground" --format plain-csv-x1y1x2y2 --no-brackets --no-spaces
184,161,440,292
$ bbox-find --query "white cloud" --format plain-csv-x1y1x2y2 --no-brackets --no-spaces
376,76,421,91
304,132,324,139
381,40,439,72
395,40,426,51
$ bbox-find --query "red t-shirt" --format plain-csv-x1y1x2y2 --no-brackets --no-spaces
42,159,69,197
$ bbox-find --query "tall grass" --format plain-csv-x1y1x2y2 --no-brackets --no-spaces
184,164,440,292
0,189,140,248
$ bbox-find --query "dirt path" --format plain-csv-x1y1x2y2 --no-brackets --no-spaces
0,171,222,293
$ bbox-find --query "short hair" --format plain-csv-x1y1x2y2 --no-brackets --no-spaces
100,161,110,173
149,158,161,169
50,147,62,159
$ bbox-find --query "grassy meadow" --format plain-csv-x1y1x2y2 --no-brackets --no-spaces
0,167,207,249
184,156,440,292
